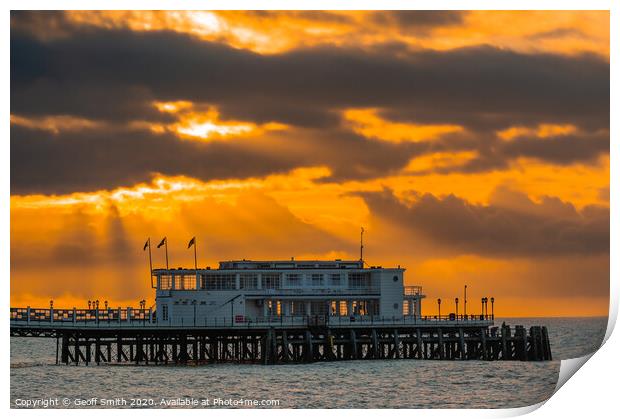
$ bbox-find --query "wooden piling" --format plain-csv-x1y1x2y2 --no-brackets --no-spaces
480,328,488,361
12,319,555,365
349,329,358,360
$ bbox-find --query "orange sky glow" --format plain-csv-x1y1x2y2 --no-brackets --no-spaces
10,11,609,316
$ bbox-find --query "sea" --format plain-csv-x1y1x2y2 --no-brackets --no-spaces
10,317,608,409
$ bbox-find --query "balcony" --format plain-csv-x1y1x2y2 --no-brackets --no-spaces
404,286,423,296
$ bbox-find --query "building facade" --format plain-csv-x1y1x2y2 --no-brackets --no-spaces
153,259,425,325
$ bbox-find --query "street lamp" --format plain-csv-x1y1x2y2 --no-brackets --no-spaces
437,298,442,320
455,297,459,319
481,297,485,319
464,285,467,318
490,297,495,320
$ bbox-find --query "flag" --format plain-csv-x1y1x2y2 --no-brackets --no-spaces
188,237,196,249
143,239,149,251
157,237,167,248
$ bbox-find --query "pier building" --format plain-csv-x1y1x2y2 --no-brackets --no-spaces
153,259,424,326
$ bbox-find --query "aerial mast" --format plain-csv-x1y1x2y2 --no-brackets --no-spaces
360,227,364,264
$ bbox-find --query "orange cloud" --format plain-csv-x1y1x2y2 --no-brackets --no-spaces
497,123,578,141
10,114,104,134
154,101,287,142
343,108,463,143
405,151,478,173
54,11,609,57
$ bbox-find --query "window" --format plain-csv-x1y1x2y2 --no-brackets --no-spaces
263,273,281,289
348,272,372,289
159,275,172,290
201,274,235,290
311,273,324,286
240,273,258,290
393,275,399,282
330,273,341,285
286,273,301,287
162,304,168,321
179,274,196,290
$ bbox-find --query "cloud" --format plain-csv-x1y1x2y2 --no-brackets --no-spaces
370,11,466,34
358,187,609,257
11,25,609,132
9,23,609,193
10,124,311,194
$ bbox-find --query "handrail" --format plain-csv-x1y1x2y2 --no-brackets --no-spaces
404,286,423,296
10,307,494,328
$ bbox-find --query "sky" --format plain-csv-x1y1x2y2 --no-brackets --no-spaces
10,11,609,316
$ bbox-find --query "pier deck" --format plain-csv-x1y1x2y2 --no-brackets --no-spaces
10,307,552,364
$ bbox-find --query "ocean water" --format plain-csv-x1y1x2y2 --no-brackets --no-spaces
10,317,607,409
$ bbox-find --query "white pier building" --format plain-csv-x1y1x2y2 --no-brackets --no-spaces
153,259,425,326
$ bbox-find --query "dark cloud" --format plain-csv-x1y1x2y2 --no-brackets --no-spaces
421,130,610,175
358,188,609,257
10,124,307,194
370,11,465,33
499,131,609,165
527,27,587,41
11,122,427,194
10,13,610,193
241,10,354,24
11,23,609,131
10,10,76,40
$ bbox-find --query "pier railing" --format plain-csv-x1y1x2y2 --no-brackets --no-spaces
10,307,493,329
11,307,153,324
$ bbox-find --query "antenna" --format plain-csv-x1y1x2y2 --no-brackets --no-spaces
360,227,364,263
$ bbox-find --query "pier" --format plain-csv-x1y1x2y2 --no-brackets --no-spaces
10,308,552,364
10,258,552,365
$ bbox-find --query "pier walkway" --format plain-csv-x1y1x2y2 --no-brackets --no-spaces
10,306,552,364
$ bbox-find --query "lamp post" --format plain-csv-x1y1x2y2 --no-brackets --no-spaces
464,285,467,318
437,298,442,320
490,297,495,320
481,297,485,319
463,285,467,319
455,297,459,320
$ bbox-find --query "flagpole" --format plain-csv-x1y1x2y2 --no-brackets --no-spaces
165,238,169,270
194,237,198,271
148,238,153,288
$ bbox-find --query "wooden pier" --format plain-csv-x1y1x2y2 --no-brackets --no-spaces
10,313,552,365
